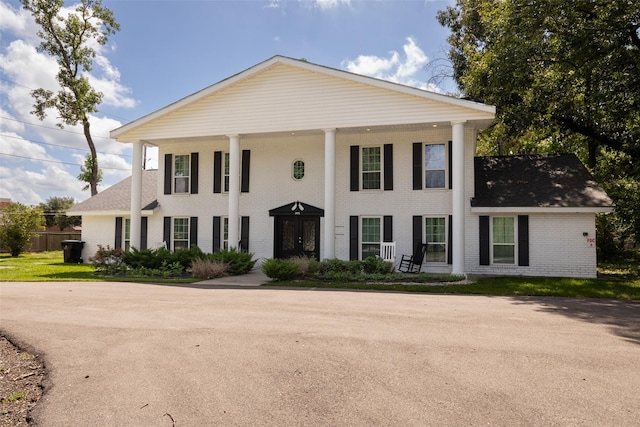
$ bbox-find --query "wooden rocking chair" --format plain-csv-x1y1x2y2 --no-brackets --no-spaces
398,243,428,273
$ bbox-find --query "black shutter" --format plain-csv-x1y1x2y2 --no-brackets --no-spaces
241,150,250,193
213,216,221,252
447,215,453,265
190,217,198,248
350,145,359,191
412,142,422,190
383,216,393,242
163,217,171,250
114,217,123,248
190,153,199,194
164,154,172,195
413,215,422,253
213,151,222,194
383,144,393,191
240,216,250,251
349,216,359,260
479,216,490,265
448,140,453,190
141,217,148,250
518,215,530,266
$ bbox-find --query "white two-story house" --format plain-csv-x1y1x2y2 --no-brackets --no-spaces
69,56,613,278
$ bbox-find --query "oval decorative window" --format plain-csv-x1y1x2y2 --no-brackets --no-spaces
292,160,305,180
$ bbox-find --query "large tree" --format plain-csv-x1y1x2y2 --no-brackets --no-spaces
38,196,81,231
437,0,640,166
438,0,640,255
22,0,119,196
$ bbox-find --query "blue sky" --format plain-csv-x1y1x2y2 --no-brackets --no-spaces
0,0,457,205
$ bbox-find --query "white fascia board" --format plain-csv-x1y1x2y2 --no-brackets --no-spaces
470,206,614,214
111,55,495,141
72,210,157,217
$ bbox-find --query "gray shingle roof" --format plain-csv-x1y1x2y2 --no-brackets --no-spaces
68,170,158,214
472,154,613,208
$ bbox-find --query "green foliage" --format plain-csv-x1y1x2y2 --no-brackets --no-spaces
318,258,363,275
123,246,203,271
89,244,125,274
361,256,394,274
77,154,103,193
22,0,120,195
38,196,81,230
0,203,45,257
261,258,301,281
206,248,256,275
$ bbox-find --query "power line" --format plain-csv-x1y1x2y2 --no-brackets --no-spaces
0,116,115,140
0,132,132,158
0,152,130,171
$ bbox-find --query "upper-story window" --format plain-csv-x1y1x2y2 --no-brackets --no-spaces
425,144,446,189
174,154,190,193
224,153,230,192
292,160,305,180
362,146,381,190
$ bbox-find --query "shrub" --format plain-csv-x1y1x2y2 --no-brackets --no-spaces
289,255,319,277
361,256,394,274
208,248,256,275
318,258,362,275
190,258,229,279
90,245,126,275
0,202,45,257
262,258,301,281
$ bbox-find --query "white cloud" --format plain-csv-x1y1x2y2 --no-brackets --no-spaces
0,165,85,205
342,37,441,93
313,0,351,9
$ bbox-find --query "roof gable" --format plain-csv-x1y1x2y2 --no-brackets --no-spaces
112,56,495,142
472,154,613,209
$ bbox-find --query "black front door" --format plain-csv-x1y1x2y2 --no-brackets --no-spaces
275,215,320,259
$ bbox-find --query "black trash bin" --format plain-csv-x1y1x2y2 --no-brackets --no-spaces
61,240,85,263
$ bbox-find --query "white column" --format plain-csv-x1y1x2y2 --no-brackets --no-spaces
228,135,240,249
130,141,143,249
323,128,336,260
451,121,467,275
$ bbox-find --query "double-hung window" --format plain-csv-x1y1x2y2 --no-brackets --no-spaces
174,155,190,194
173,217,190,251
425,144,446,189
224,153,230,192
361,217,381,259
492,217,515,264
425,217,446,263
362,147,381,190
223,217,229,249
124,218,131,252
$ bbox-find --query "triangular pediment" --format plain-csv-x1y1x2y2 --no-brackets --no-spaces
269,201,324,217
112,56,495,143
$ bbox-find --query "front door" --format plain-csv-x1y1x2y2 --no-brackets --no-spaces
275,215,320,259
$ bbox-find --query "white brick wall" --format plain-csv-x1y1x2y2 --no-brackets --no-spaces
80,126,599,278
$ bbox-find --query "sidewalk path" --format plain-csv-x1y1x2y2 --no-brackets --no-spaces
1,281,638,426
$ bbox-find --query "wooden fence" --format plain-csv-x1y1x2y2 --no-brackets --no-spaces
29,232,82,252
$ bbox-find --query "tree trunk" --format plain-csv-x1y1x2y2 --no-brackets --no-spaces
82,116,99,196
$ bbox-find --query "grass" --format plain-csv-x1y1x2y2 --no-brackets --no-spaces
1,390,28,403
2,251,638,300
0,251,196,283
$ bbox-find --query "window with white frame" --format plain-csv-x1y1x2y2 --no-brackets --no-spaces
292,160,305,180
173,217,190,251
361,217,381,259
174,154,190,194
124,218,131,252
362,146,381,190
223,217,229,249
424,144,446,189
224,153,230,192
492,217,515,264
425,217,446,262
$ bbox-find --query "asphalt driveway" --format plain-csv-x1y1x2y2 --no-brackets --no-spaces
1,281,638,426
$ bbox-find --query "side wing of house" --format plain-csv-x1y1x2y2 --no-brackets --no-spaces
466,154,613,278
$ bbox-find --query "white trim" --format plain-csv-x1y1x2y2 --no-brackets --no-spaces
471,206,614,214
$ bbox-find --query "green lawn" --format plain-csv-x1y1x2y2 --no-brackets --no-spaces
0,251,195,283
2,251,638,300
